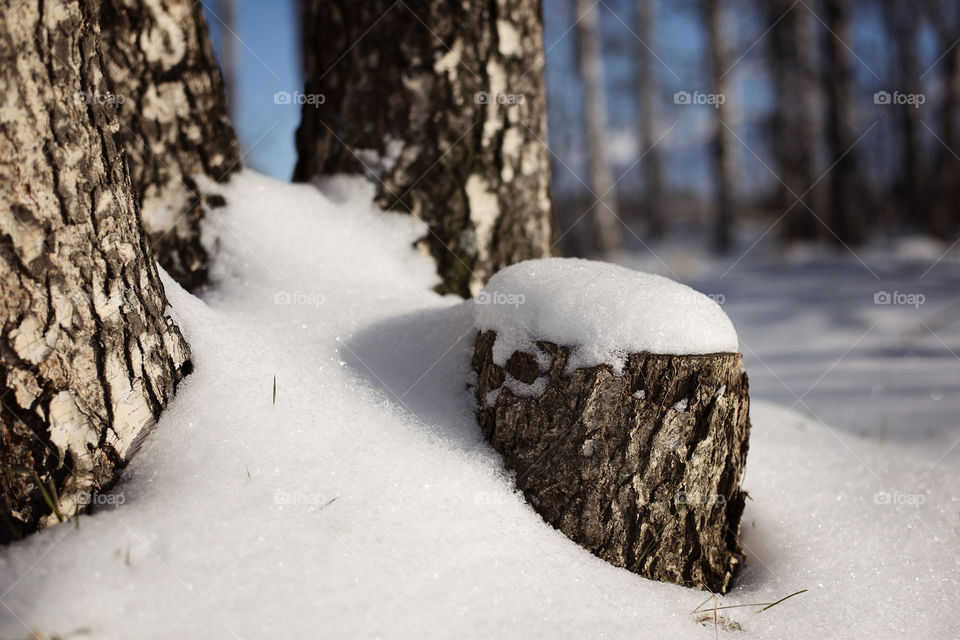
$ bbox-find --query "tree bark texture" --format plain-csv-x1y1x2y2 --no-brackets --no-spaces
98,0,241,291
294,0,554,297
472,331,751,594
0,1,192,542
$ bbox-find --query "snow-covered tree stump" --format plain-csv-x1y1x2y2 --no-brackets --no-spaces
471,259,751,593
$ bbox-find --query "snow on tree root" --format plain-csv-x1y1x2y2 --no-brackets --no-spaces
471,259,750,593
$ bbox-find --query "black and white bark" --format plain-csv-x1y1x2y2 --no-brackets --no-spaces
705,0,736,253
0,1,192,541
635,0,665,239
294,0,555,297
576,0,623,254
98,0,241,291
473,332,751,594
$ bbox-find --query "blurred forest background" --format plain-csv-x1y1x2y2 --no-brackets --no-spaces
204,0,960,257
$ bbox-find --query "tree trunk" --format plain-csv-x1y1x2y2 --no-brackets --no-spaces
293,0,555,297
97,0,241,291
769,0,819,240
636,0,665,239
576,0,623,254
472,332,751,594
931,0,960,239
706,0,736,253
217,0,240,117
822,0,861,244
0,1,192,542
883,0,925,233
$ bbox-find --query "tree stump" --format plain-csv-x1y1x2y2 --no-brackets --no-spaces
472,331,750,593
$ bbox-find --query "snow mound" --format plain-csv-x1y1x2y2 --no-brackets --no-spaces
474,258,739,372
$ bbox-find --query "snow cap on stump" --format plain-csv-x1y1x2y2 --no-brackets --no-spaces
472,258,750,594
474,258,739,373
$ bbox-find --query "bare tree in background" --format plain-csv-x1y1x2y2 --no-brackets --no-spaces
636,0,665,238
294,0,554,297
0,1,191,541
930,0,960,239
576,0,623,254
769,0,820,240
217,0,240,116
822,0,862,244
705,0,736,252
98,0,241,290
883,0,926,231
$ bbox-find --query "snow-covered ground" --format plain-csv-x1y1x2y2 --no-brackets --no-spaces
1,172,957,639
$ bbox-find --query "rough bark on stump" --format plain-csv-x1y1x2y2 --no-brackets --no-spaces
294,0,554,297
0,0,191,542
472,331,750,593
98,0,241,290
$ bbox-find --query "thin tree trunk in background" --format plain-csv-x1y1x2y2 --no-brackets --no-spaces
636,0,665,239
98,0,241,291
576,0,623,254
294,0,555,297
706,0,735,253
218,0,240,117
931,1,960,239
822,0,861,244
770,0,818,240
883,0,925,232
0,1,192,542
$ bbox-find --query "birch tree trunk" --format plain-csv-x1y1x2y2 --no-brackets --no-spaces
576,0,623,254
97,0,241,291
706,0,736,253
636,0,665,239
0,1,192,542
293,0,555,297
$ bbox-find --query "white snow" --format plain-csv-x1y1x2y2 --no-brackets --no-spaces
474,258,739,373
0,172,957,639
